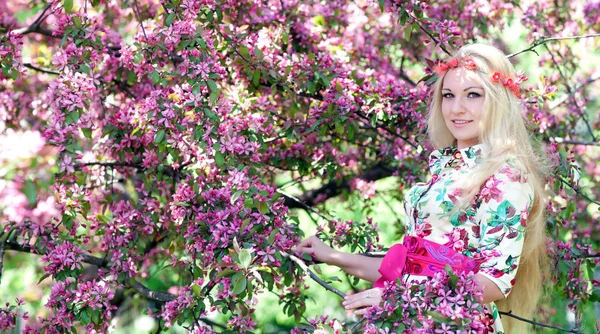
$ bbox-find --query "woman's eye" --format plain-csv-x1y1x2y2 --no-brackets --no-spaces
442,93,454,99
467,92,481,98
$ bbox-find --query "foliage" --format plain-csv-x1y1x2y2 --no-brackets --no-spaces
0,0,599,333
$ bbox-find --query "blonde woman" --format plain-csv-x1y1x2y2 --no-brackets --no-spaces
295,43,549,333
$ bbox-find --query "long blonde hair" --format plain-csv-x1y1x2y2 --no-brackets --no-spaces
426,43,550,332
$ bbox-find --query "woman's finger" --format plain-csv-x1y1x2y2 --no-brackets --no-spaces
342,289,381,310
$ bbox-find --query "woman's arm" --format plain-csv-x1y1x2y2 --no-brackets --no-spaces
293,235,383,282
475,273,505,304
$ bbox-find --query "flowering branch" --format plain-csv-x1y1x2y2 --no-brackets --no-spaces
508,33,600,58
3,240,177,302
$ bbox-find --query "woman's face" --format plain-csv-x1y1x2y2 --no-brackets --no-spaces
441,67,485,149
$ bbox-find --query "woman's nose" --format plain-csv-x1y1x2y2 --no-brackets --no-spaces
452,97,466,114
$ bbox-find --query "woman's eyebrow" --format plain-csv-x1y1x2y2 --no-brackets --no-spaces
442,86,483,91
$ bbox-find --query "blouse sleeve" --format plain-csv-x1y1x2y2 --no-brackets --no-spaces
475,163,534,297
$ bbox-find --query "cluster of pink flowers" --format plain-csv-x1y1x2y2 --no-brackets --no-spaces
42,241,84,277
362,269,494,333
0,298,29,333
318,217,383,253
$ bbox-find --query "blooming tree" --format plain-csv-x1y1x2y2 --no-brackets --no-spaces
1,0,599,332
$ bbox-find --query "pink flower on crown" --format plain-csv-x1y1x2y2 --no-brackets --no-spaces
447,59,459,68
463,58,477,70
491,71,502,82
438,62,449,72
503,78,514,87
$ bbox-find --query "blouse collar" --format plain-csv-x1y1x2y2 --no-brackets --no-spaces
430,144,486,169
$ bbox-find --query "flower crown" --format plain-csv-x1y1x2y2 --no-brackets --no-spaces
432,57,525,98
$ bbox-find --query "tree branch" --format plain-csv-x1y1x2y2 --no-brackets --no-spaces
281,163,395,209
282,251,346,298
549,137,600,146
499,310,583,333
13,5,61,38
508,33,600,58
22,63,61,75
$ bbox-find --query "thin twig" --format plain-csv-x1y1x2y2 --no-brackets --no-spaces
544,44,597,141
549,72,600,110
13,5,58,38
133,0,150,44
277,189,332,223
405,11,451,56
75,161,143,169
0,229,13,285
499,311,583,333
508,33,600,58
557,175,600,207
281,251,346,298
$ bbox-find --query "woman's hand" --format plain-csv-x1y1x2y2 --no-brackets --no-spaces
293,235,338,264
342,288,383,315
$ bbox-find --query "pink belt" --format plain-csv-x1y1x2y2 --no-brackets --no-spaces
374,236,481,288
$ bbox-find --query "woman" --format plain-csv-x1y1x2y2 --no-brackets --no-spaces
294,44,549,333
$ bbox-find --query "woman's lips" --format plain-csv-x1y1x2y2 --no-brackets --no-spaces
452,120,472,128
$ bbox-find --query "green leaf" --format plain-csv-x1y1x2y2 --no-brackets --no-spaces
254,46,264,60
209,90,220,104
80,308,90,325
238,46,251,60
154,129,165,143
239,249,252,269
216,269,236,279
231,190,243,204
134,52,143,64
347,122,356,140
81,128,92,138
150,71,160,85
404,25,412,41
207,80,218,92
215,151,224,167
65,110,80,125
37,273,51,284
165,12,175,26
335,121,344,135
23,180,37,206
231,273,247,295
10,67,18,80
91,311,100,325
79,64,91,75
64,0,74,13
252,69,260,87
257,200,269,214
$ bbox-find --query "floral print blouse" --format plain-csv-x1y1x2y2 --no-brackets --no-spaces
404,144,534,333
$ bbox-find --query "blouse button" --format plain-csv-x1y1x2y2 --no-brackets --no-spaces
454,151,462,160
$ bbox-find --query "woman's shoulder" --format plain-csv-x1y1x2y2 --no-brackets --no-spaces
495,157,530,183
